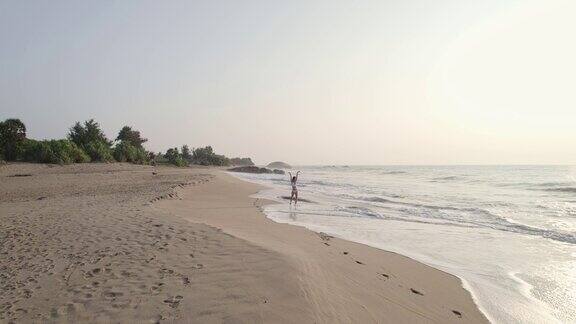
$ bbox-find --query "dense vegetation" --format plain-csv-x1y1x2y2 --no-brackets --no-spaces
163,147,189,167
0,118,240,167
68,119,114,162
113,125,148,164
113,141,148,164
0,119,26,161
152,145,232,167
22,139,90,164
189,146,230,166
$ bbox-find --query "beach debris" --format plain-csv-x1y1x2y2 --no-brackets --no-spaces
410,288,424,296
355,260,364,265
380,273,389,279
317,232,333,241
452,310,463,318
37,196,47,200
343,251,349,255
8,173,32,177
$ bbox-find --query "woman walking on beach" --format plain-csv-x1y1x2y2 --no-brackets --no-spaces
289,171,300,205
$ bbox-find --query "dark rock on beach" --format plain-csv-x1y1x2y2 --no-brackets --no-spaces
228,166,285,175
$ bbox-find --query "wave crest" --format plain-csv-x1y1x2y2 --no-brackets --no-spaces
542,187,576,193
381,171,407,175
431,176,462,181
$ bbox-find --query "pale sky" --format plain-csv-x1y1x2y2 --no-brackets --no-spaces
1,0,575,165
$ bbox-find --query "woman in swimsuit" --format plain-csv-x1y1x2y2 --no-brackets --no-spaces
288,171,300,205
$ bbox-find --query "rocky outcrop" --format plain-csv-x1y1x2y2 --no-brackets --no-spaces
230,157,255,166
228,166,285,175
266,161,292,169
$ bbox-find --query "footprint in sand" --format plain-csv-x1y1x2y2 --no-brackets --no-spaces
163,295,183,308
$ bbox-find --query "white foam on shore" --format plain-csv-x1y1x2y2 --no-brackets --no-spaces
227,167,575,323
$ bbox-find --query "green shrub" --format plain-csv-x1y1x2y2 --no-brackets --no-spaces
135,147,148,164
114,141,148,164
67,119,114,162
114,141,135,162
152,152,169,164
0,118,27,161
51,139,90,163
22,139,90,164
116,126,147,148
164,147,188,167
23,140,53,163
181,145,192,161
68,119,112,148
168,156,187,167
69,143,91,163
85,141,114,162
190,146,230,166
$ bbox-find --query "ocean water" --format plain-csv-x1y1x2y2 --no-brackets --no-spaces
230,165,576,323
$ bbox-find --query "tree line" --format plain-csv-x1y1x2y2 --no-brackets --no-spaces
0,118,242,167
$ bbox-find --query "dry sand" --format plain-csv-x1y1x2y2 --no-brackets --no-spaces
0,163,488,323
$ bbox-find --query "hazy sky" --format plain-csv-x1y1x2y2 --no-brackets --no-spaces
1,0,575,165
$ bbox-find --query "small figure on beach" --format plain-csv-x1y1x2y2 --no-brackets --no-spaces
289,171,300,205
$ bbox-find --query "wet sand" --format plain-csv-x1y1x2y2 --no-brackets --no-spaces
159,170,489,323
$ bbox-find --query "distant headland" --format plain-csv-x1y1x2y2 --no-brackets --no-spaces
266,161,292,169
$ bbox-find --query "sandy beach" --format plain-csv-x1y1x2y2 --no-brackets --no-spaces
0,163,488,323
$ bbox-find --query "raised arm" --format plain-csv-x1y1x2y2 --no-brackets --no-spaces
295,171,300,181
288,172,292,180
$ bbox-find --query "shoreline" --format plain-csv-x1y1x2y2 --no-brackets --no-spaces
0,163,488,323
236,171,493,322
228,171,493,323
159,169,489,323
